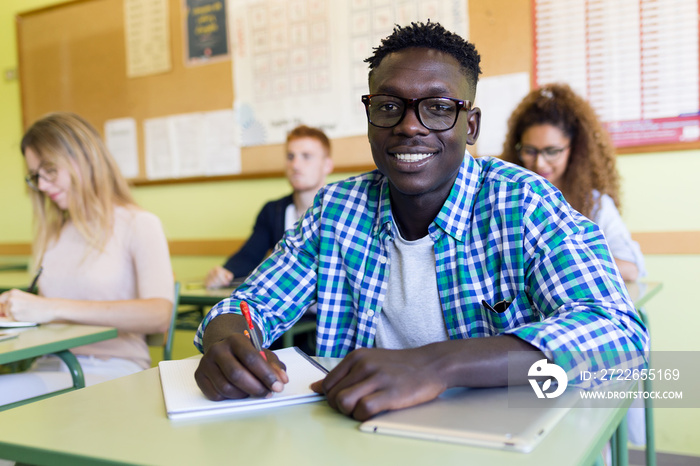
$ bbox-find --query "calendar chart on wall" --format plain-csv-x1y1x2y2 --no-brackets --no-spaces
229,0,469,146
533,0,700,149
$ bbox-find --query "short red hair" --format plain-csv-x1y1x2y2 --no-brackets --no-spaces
286,125,331,156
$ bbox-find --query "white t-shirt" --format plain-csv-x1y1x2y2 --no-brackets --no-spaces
284,203,299,231
39,206,174,369
375,220,448,350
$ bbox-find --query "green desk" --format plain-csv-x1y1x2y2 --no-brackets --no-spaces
0,358,633,466
174,284,233,332
0,324,117,410
178,282,316,349
176,280,236,326
178,284,234,307
178,276,249,308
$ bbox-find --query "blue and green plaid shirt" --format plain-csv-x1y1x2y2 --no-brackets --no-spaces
195,155,648,376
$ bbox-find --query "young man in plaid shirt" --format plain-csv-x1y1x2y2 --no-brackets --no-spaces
194,22,648,421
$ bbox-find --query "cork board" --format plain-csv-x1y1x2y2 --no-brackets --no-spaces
16,0,531,184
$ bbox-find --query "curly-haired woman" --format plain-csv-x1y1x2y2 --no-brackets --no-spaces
501,83,645,281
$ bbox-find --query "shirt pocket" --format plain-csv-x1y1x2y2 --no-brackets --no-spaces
486,290,540,333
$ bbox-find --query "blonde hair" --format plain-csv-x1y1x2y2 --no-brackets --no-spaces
21,112,136,268
501,83,620,219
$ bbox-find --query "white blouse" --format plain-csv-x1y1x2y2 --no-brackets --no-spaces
591,191,646,278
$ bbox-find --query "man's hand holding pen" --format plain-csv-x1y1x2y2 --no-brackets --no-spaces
195,311,290,402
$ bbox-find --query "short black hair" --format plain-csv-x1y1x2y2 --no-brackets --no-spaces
365,21,482,88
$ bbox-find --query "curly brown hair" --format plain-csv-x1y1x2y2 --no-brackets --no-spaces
500,83,620,219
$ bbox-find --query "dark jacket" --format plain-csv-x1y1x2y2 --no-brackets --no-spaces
222,194,294,278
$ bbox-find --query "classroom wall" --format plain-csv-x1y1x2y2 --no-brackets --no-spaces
616,151,700,456
2,0,699,457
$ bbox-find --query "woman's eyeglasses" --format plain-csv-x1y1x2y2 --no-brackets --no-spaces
516,143,569,163
25,166,58,191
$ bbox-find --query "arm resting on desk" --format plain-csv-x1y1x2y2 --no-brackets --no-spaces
0,289,171,334
310,335,543,421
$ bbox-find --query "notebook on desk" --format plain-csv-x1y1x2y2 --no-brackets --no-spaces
359,385,579,453
0,317,38,328
158,346,328,421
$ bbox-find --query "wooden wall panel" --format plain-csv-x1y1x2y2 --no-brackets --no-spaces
2,231,699,256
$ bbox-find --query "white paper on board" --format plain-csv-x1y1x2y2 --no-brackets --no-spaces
105,118,139,179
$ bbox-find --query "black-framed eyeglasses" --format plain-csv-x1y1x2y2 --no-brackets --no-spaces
361,94,471,131
516,143,569,163
25,165,58,192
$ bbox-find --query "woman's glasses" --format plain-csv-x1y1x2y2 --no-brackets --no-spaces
516,143,569,163
25,165,58,191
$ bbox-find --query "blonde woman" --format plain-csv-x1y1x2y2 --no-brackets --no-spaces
501,83,645,281
0,113,173,405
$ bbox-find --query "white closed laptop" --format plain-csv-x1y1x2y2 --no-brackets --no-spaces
359,385,579,453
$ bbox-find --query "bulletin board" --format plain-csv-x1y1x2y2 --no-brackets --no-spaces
16,0,532,186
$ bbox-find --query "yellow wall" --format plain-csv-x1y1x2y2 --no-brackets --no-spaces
2,0,700,457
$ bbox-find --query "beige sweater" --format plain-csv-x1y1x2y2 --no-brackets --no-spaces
38,206,174,369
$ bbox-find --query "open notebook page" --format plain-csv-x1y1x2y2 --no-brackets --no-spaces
0,317,38,328
159,346,328,421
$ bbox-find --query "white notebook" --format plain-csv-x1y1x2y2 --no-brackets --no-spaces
158,347,328,421
0,317,38,328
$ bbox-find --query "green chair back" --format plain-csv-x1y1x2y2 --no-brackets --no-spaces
146,281,181,361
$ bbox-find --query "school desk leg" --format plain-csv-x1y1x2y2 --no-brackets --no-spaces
54,350,85,389
612,416,629,466
0,350,85,411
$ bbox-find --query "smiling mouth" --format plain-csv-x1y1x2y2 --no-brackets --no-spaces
392,152,435,162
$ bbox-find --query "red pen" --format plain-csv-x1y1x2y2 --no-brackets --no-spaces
239,301,267,361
